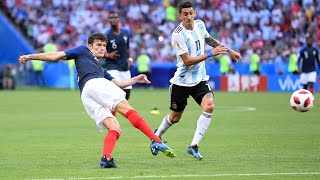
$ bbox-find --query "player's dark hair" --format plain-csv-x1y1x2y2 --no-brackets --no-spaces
88,32,107,45
108,10,118,17
178,1,193,14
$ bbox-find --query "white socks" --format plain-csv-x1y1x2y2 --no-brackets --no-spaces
156,112,212,146
155,114,172,138
191,112,212,146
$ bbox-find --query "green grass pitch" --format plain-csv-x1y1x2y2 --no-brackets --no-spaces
0,88,319,180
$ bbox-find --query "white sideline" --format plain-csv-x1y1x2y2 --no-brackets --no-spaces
26,172,320,180
216,106,256,112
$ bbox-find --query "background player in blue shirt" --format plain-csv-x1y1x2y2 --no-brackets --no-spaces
298,35,320,94
19,32,176,168
104,11,133,100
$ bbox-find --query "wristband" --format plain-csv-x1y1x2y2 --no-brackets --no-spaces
128,57,133,62
206,51,212,58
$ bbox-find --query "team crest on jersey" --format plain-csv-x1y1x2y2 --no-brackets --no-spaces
172,102,177,110
198,32,203,38
124,36,128,43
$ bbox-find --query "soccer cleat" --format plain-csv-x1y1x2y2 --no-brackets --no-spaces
151,129,160,155
150,141,176,158
187,145,203,160
99,156,117,168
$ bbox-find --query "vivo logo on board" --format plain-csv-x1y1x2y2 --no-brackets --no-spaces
278,76,302,91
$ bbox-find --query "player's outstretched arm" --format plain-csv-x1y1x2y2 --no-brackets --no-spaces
112,74,151,88
180,44,228,66
205,36,242,63
227,48,242,63
19,52,67,64
205,36,221,48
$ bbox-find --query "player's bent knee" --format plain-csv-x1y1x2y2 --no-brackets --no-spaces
170,113,182,124
203,104,214,113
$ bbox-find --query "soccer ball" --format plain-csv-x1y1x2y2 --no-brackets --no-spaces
290,89,314,112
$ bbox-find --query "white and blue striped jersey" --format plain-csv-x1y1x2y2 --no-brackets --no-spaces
170,19,210,87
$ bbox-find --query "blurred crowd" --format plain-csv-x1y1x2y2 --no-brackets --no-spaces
2,0,320,64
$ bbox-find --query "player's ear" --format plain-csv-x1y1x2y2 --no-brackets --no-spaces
88,43,93,50
178,13,182,21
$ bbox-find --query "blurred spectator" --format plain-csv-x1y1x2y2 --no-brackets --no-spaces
166,3,176,22
288,49,299,74
250,49,261,75
137,51,151,88
274,50,285,75
43,40,57,53
0,66,3,89
218,54,232,75
3,65,15,90
32,60,45,87
2,0,319,69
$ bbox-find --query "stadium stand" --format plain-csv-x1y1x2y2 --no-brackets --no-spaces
2,0,319,64
0,0,319,90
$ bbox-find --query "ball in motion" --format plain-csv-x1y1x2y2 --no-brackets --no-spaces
290,89,314,112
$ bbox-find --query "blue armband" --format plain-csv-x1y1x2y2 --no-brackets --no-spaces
206,51,212,58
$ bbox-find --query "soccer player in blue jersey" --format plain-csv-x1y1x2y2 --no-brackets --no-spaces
298,35,320,94
152,1,242,160
19,32,176,168
104,11,133,100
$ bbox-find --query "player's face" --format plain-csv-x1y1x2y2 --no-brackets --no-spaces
306,38,313,47
109,13,119,26
179,8,196,30
89,40,106,58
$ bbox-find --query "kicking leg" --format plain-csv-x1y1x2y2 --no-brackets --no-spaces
115,100,176,157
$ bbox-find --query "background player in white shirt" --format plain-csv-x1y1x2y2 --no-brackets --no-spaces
153,1,242,160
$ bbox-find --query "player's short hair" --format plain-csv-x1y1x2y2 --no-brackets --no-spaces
178,1,194,13
88,32,107,45
306,34,313,41
108,10,118,17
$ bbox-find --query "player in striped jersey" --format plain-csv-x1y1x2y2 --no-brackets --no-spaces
153,1,242,160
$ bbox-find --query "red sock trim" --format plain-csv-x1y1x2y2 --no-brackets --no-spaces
103,130,120,159
125,109,161,142
309,87,314,94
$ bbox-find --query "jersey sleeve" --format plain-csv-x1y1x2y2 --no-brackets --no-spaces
298,48,304,61
103,69,114,81
122,27,131,49
172,33,188,56
64,46,86,59
198,20,210,38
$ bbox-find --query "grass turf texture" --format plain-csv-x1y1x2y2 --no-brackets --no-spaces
0,88,319,180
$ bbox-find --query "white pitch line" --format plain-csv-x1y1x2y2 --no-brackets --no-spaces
216,106,257,112
26,172,320,180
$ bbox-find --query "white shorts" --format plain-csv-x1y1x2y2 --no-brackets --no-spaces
300,71,317,84
107,70,132,89
81,78,126,130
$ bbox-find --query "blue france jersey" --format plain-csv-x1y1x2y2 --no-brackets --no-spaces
298,46,319,73
105,27,130,71
64,46,113,92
